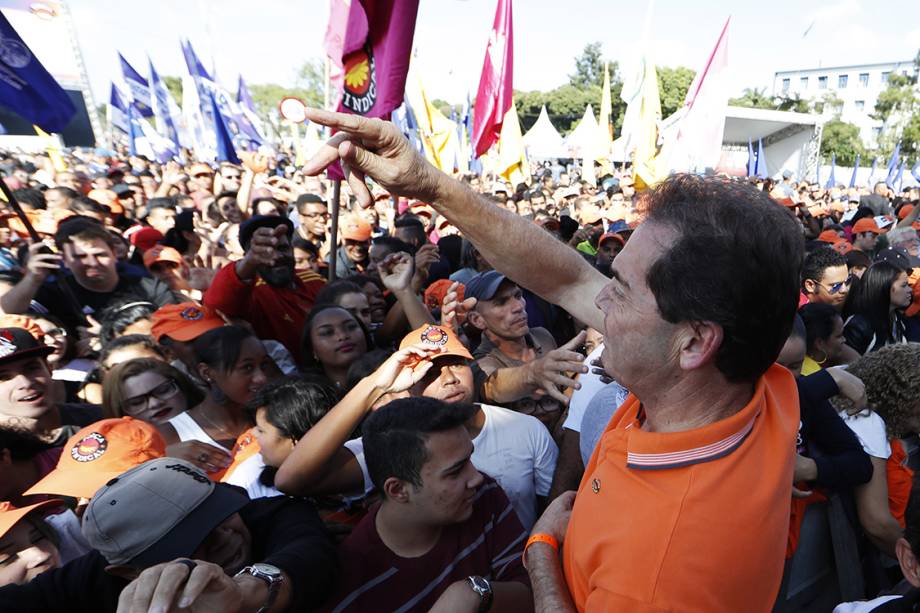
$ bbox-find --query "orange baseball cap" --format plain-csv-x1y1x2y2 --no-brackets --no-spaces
817,230,843,244
424,279,463,311
0,500,64,539
399,324,473,360
898,204,914,220
150,303,224,342
23,417,166,499
599,232,625,247
831,240,854,255
852,218,882,235
340,216,372,242
143,245,184,269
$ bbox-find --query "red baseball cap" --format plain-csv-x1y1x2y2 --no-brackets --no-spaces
599,232,625,248
125,226,165,251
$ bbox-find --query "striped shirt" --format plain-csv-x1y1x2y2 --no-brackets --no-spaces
322,477,529,612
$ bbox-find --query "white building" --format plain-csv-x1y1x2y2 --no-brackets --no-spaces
772,60,918,149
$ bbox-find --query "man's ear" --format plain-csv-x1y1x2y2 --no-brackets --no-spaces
897,537,920,588
802,279,817,295
676,321,723,372
383,477,411,504
466,310,487,332
104,565,140,581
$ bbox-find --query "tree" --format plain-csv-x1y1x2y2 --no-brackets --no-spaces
295,59,325,108
162,76,183,103
872,50,920,164
775,93,811,114
656,66,696,118
820,119,866,167
728,87,776,110
569,42,605,89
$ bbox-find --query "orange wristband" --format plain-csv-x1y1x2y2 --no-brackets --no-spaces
523,533,559,569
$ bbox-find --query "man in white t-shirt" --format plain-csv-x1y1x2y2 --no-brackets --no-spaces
275,324,558,529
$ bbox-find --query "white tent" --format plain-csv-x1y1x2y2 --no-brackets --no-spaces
522,105,565,159
563,105,601,159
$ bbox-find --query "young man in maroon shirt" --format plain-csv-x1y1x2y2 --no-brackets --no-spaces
323,397,533,612
204,216,325,362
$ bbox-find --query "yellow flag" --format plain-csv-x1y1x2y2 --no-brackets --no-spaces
632,59,663,190
405,74,459,172
599,62,612,144
33,125,67,172
497,102,528,187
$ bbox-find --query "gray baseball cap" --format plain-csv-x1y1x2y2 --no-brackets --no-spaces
81,458,248,567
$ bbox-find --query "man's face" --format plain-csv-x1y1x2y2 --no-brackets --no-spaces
219,198,242,225
55,173,80,192
893,232,920,258
298,203,328,237
147,208,177,235
531,194,546,209
858,230,880,251
0,357,54,421
256,234,295,287
410,357,475,404
0,519,60,586
559,173,570,187
45,189,69,210
593,222,680,387
191,512,252,575
63,238,118,291
807,264,851,309
189,167,214,192
407,427,484,525
472,281,529,340
220,167,242,192
253,408,294,468
344,239,370,264
596,239,623,269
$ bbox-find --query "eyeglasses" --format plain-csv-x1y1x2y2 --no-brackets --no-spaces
517,395,562,416
43,327,67,339
815,276,854,295
124,379,180,413
193,173,213,179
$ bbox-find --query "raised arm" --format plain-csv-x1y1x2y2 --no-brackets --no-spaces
301,109,607,331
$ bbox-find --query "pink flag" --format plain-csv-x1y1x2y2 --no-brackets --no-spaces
472,0,513,158
325,0,420,119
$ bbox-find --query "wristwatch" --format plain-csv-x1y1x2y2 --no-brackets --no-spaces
235,563,284,613
467,575,493,612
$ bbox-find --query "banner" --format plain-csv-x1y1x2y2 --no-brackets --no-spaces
119,52,154,117
148,58,181,150
471,0,513,157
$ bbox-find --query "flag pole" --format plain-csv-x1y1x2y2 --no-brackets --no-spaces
328,180,340,281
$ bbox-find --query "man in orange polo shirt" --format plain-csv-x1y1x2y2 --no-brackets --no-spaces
298,109,805,612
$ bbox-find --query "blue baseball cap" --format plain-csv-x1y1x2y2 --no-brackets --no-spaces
464,270,510,302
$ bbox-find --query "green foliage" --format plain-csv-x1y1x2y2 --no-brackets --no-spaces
728,87,776,110
872,50,920,164
820,119,866,167
162,76,182,103
656,66,696,118
775,93,811,114
569,42,605,89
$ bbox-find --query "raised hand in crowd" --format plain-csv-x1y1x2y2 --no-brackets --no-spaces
235,224,288,281
22,241,61,283
411,242,439,292
377,250,415,294
166,440,232,474
524,330,589,404
440,281,476,335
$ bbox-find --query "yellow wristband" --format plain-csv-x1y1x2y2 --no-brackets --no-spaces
523,533,559,569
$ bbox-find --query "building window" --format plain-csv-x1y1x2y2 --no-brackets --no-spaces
800,76,809,88
855,100,865,111
881,71,891,82
859,73,869,87
838,74,848,88
818,76,828,89
782,78,790,93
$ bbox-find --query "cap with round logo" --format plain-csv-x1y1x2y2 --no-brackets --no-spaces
81,458,248,567
399,324,473,361
24,417,166,500
150,303,225,343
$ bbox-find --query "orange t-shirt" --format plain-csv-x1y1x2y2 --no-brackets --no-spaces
563,364,799,612
887,438,914,529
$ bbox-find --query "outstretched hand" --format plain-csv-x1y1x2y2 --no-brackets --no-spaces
378,251,415,293
300,108,442,208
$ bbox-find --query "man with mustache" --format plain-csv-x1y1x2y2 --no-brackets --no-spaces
204,216,325,362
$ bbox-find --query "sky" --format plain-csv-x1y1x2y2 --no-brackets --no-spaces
15,0,920,109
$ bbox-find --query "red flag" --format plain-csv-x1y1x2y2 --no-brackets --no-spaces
325,0,420,119
472,0,513,158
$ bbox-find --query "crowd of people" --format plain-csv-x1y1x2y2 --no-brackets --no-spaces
0,108,917,612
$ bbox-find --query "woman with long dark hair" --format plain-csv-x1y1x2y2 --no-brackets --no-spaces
842,262,912,354
301,305,370,389
798,302,856,374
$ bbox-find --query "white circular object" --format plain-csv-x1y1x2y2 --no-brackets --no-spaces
279,97,307,123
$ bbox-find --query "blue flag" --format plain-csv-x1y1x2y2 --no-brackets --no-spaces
849,154,860,188
209,92,240,164
747,139,755,177
119,53,153,117
108,84,129,133
0,12,75,133
237,75,256,113
148,59,180,150
127,104,138,156
825,153,836,188
463,91,482,175
755,138,768,179
867,156,877,187
894,161,905,192
912,159,920,184
886,142,901,187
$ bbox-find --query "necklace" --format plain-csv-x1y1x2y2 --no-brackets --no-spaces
195,407,238,441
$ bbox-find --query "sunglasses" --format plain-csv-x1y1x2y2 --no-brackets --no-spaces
816,276,854,295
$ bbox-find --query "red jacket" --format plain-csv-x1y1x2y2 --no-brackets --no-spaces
204,262,325,362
